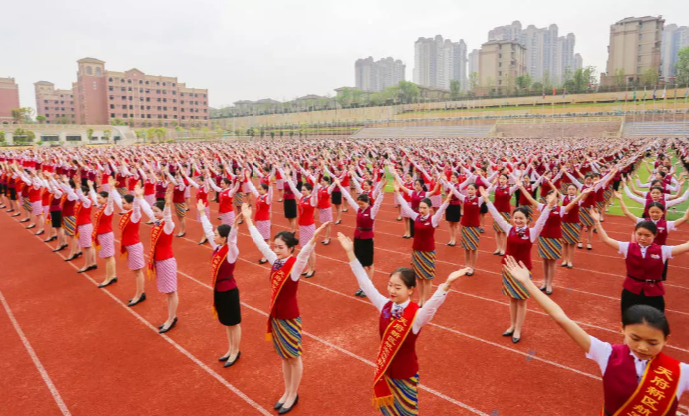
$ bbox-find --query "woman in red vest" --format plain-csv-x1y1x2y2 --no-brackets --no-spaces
58,176,82,260
165,168,188,238
316,176,335,245
44,173,68,251
591,208,689,314
485,174,518,255
284,172,319,278
66,181,97,273
481,187,555,343
208,176,241,227
445,181,484,276
338,232,469,416
246,177,273,264
182,169,211,244
394,184,452,306
141,187,179,333
567,169,616,250
504,257,689,416
242,203,328,414
88,179,118,287
277,166,298,233
337,176,385,297
199,200,243,367
397,178,440,239
16,168,45,233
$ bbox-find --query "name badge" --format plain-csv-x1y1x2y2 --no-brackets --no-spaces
364,214,369,217
650,254,660,259
424,222,430,226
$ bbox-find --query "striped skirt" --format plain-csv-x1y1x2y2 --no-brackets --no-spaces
276,179,284,191
233,192,245,207
101,183,110,192
184,186,191,198
196,206,211,222
412,250,436,280
22,197,31,211
501,268,531,300
492,212,511,233
220,211,236,226
461,226,480,250
42,205,50,217
117,187,127,197
579,208,594,227
174,202,187,218
63,215,76,237
299,224,315,248
603,188,613,202
31,201,43,216
379,373,420,416
77,224,93,248
125,242,145,270
537,237,562,260
256,220,271,240
97,232,115,258
155,258,178,293
318,207,333,223
430,194,441,208
144,194,155,207
522,204,534,220
270,317,303,359
561,222,581,245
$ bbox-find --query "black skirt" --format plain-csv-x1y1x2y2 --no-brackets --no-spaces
50,210,63,228
9,188,16,201
479,202,488,214
445,204,461,223
620,288,665,316
354,237,374,267
331,191,342,205
214,288,242,326
284,198,297,219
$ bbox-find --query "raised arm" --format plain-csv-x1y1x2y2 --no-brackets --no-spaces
394,189,418,221
339,234,387,311
591,209,619,251
480,188,511,233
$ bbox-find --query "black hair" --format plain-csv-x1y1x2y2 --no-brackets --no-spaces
499,173,510,180
217,224,231,239
123,195,134,204
390,267,416,289
321,176,331,184
466,183,478,191
302,182,313,191
622,305,670,338
650,179,663,186
650,186,664,194
98,191,108,199
657,171,667,178
357,193,370,204
68,178,76,189
274,231,299,252
647,202,666,212
584,173,594,180
222,178,232,186
259,183,269,191
81,185,90,193
512,206,531,218
635,220,658,235
153,200,165,211
419,198,432,208
364,179,373,188
414,179,427,191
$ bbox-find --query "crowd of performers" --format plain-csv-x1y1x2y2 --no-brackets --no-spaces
2,136,689,415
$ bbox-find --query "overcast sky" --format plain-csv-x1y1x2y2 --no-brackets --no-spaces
1,0,685,112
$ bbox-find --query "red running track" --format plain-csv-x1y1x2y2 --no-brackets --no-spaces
2,193,689,415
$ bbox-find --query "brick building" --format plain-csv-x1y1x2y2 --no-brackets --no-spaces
0,77,20,123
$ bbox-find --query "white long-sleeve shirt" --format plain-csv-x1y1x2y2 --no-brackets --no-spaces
341,185,384,218
349,259,448,334
248,225,313,281
200,214,239,263
140,199,175,234
487,200,551,242
398,196,449,227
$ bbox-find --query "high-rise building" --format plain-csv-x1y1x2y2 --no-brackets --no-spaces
601,16,664,87
555,33,576,81
574,53,583,71
0,77,20,123
478,40,527,94
413,35,468,91
37,57,209,128
488,21,523,42
661,24,689,81
34,81,76,124
355,56,405,92
468,49,480,75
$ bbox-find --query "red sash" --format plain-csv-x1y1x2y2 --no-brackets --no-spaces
265,257,296,341
210,245,230,316
59,194,67,208
601,352,681,416
74,202,82,237
118,210,133,259
147,221,165,280
91,206,105,250
373,303,420,409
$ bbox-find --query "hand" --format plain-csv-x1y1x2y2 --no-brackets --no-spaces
240,202,252,219
393,182,400,193
87,180,94,189
336,232,354,252
613,191,622,200
312,221,330,241
478,187,489,199
589,208,600,222
196,199,206,214
134,184,144,198
503,256,531,285
233,212,243,226
445,267,471,285
108,176,116,188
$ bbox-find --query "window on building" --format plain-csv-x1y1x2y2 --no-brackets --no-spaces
139,97,144,101
163,82,166,86
157,106,161,110
163,90,166,95
108,86,114,91
145,81,149,85
163,107,167,111
128,87,132,91
109,95,114,100
163,115,168,119
173,99,177,103
86,66,92,75
122,105,127,109
121,95,126,100
204,109,207,113
172,91,176,95
181,108,185,112
146,114,151,119
146,98,150,102
204,102,207,105
129,105,133,109
147,106,151,110
123,114,128,118
130,114,134,118
163,98,167,102
203,94,206,98
139,80,143,84
204,116,207,120
639,34,642,40
109,77,113,82
157,98,161,102
121,87,126,92
172,83,176,87
173,107,177,111
180,93,184,97
140,106,145,110
127,79,131,84
181,100,184,104
145,89,150,93
96,67,102,76
45,114,50,117
181,116,185,120
45,107,49,111
174,115,178,119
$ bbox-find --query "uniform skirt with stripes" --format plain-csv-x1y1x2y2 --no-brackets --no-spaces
117,187,127,197
256,220,271,240
233,192,244,207
31,201,42,216
522,204,533,220
318,207,333,223
492,212,511,233
220,211,236,226
461,226,480,250
537,236,562,259
412,250,436,280
276,179,284,191
22,197,31,211
561,222,581,245
354,238,374,267
430,194,441,208
284,199,297,219
603,188,613,202
214,288,241,326
445,204,461,223
77,224,93,248
144,194,155,207
270,317,303,359
502,268,531,300
299,224,315,248
50,210,63,228
124,242,145,270
63,215,76,236
173,202,187,218
155,257,178,293
579,208,594,227
379,373,420,416
196,206,211,221
97,232,115,258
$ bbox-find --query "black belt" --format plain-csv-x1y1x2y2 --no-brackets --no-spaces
357,228,373,231
216,277,234,283
627,275,660,284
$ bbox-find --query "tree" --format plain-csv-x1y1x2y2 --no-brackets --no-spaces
12,128,35,143
450,79,462,100
350,88,365,107
675,46,689,87
10,108,34,124
103,129,112,142
289,131,294,139
515,74,532,93
531,82,544,92
36,115,46,124
614,68,626,90
134,129,145,142
397,80,420,104
542,70,552,91
86,128,95,141
572,66,596,93
641,68,659,88
469,72,479,91
154,127,167,142
336,88,352,108
270,131,275,139
146,127,157,143
561,67,573,88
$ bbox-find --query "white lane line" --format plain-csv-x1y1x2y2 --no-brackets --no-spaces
0,289,72,416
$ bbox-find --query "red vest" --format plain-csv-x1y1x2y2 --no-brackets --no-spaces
561,195,580,223
152,223,174,261
119,212,141,246
96,207,113,235
76,203,92,226
213,247,237,292
155,181,166,199
283,183,295,200
494,186,512,212
196,186,209,204
28,186,41,202
143,180,155,195
581,185,597,208
649,218,668,245
50,194,62,212
602,344,679,415
317,188,331,209
502,227,533,270
461,196,481,227
540,206,563,239
379,302,420,379
355,206,374,239
270,257,300,319
255,194,271,221
41,190,51,206
412,215,435,251
298,196,315,226
623,243,665,296
219,188,234,213
172,186,185,203
63,198,76,217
